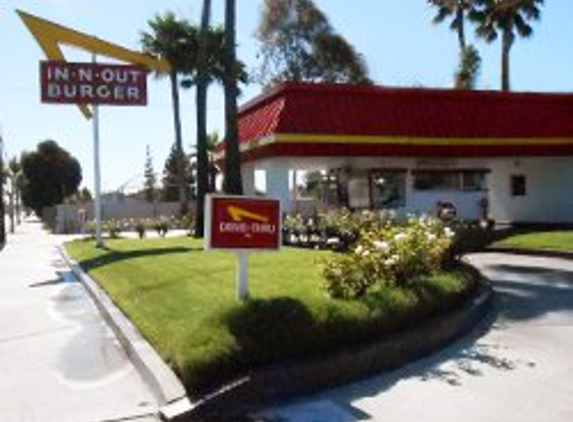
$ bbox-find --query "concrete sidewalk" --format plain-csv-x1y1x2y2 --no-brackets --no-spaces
256,252,573,422
0,220,158,422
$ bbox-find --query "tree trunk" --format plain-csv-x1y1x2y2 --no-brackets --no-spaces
501,30,514,92
16,188,21,224
169,71,187,216
456,8,466,52
223,0,243,195
8,185,14,234
195,0,212,238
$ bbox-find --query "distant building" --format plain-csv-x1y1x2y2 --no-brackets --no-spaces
219,83,573,223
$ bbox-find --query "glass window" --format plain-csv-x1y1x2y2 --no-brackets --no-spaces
413,171,460,191
413,170,488,192
370,171,406,208
462,171,488,191
511,175,527,197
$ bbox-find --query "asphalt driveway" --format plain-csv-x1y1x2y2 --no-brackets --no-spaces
256,252,573,422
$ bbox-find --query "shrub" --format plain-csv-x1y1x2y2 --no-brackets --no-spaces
447,219,494,259
179,215,195,236
103,219,122,239
322,217,454,298
154,217,170,237
134,219,148,239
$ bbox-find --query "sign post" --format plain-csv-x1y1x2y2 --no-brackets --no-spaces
39,60,149,246
91,55,103,247
205,195,282,301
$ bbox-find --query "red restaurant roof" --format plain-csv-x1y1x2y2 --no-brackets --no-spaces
231,82,573,161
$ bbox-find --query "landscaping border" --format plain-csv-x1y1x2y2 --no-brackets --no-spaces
486,247,573,261
61,244,493,422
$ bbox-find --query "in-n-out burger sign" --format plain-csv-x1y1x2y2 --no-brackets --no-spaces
40,61,147,106
206,196,282,251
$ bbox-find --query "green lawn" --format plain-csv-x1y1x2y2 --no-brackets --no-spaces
67,237,473,394
493,231,573,252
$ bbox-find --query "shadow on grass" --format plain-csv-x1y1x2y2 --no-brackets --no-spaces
78,246,200,271
224,297,317,366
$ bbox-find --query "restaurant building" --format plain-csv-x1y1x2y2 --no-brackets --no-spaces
223,83,573,223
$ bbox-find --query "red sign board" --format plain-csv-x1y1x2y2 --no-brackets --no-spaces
40,61,148,106
206,196,282,251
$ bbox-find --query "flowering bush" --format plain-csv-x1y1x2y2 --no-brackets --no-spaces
282,208,395,250
103,219,122,239
322,216,455,298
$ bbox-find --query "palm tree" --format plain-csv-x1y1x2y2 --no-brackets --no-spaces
472,0,543,91
141,13,194,216
455,45,482,88
195,0,213,238
223,0,243,195
189,132,221,197
428,0,478,52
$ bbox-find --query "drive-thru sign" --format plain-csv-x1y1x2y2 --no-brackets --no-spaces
206,195,281,300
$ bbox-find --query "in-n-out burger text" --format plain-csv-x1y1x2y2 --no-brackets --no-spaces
40,61,148,106
219,221,277,235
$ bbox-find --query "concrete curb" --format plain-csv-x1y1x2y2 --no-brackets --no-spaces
486,247,573,260
185,265,494,421
58,246,192,421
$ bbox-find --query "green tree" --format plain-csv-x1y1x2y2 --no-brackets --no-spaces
195,0,214,238
68,187,92,205
223,0,243,195
190,131,221,196
143,145,157,203
455,45,482,88
161,143,193,203
257,0,372,87
141,13,196,215
20,140,82,216
427,0,482,89
472,0,544,91
428,0,478,51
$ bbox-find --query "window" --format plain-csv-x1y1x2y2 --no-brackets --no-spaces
462,171,487,191
413,170,488,192
511,175,527,197
413,171,460,191
370,170,406,208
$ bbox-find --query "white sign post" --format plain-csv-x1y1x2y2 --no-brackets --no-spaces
92,55,103,248
237,253,250,301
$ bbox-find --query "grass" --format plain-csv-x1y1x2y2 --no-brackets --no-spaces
493,230,573,252
67,236,474,395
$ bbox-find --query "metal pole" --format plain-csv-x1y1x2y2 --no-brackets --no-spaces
237,253,249,301
92,54,103,248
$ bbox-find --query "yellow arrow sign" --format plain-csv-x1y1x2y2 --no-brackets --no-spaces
18,10,171,119
227,206,270,223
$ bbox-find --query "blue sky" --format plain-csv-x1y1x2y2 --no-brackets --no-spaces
1,0,571,192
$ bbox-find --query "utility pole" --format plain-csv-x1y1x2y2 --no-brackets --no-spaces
0,133,6,247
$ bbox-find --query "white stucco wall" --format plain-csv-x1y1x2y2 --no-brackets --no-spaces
247,156,573,223
489,157,573,223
